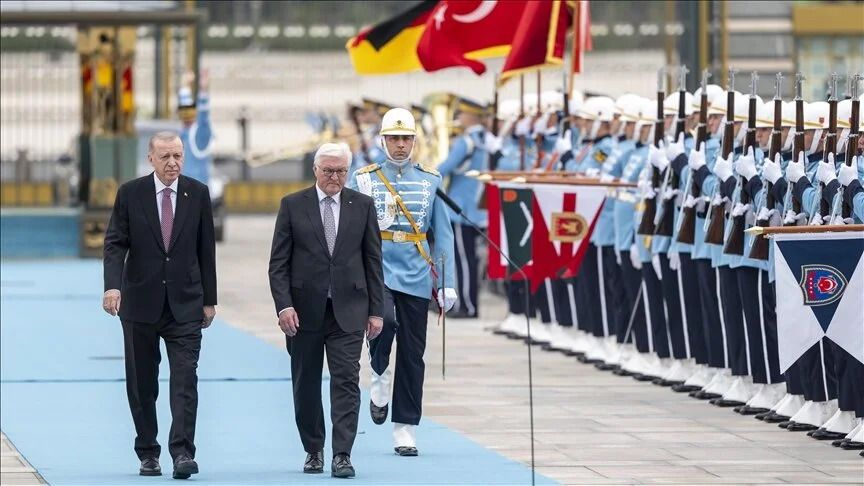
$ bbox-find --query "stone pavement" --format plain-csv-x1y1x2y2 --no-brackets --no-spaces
1,213,860,485
215,215,863,485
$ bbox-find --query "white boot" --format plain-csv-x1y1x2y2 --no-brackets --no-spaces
789,399,839,427
703,368,732,395
845,419,863,441
683,365,717,388
370,368,393,408
622,352,654,375
393,423,418,455
775,393,806,418
602,337,624,365
495,313,522,335
526,321,553,344
662,359,696,383
821,410,858,435
546,324,577,351
722,376,758,403
563,327,592,354
746,383,786,410
584,335,610,362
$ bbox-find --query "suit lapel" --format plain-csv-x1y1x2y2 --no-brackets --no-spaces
305,187,329,255
140,174,166,253
169,176,191,251
331,189,352,258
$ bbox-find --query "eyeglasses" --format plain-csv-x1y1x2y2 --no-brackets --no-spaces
319,168,348,177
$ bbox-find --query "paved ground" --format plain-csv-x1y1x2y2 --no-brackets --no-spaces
1,213,861,485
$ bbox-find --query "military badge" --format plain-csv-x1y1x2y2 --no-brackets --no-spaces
594,150,608,163
799,264,847,306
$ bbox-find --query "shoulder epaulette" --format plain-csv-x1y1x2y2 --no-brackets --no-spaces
415,163,440,176
356,163,380,174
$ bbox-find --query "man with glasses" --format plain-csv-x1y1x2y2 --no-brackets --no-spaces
348,107,457,457
269,142,385,478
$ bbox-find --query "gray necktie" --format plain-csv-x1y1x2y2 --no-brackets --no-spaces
322,196,336,256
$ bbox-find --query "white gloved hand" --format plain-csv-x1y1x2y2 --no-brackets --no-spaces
666,133,685,161
599,173,615,183
514,117,533,137
649,143,670,171
688,143,706,171
785,151,806,182
484,132,503,153
629,244,643,270
585,167,601,178
437,288,458,312
713,154,733,182
651,254,663,279
838,155,859,187
762,153,783,184
734,147,757,181
554,130,572,153
815,153,837,185
532,114,549,136
668,251,680,271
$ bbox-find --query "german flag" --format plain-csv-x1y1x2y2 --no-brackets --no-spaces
346,1,436,75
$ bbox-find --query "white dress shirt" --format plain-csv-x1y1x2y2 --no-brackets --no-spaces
154,173,178,221
315,184,341,234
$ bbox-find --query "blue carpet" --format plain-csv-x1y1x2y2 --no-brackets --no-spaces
1,261,552,485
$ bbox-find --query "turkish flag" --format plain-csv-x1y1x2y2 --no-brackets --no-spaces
499,0,572,84
417,1,528,75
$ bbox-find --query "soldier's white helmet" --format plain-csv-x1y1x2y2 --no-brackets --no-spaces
580,96,616,121
731,92,765,124
781,101,796,152
804,101,829,154
636,98,656,129
692,84,725,116
755,100,774,129
615,94,643,122
663,92,695,116
379,107,417,136
569,90,585,116
836,99,853,153
522,93,539,116
498,98,521,121
540,90,564,113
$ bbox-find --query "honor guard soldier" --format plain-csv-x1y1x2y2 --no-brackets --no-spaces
437,97,488,318
178,70,214,185
347,107,457,456
349,99,390,176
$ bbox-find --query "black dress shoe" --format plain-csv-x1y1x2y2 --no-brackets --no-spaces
737,405,769,415
711,398,745,407
370,401,388,425
840,440,864,450
331,453,355,478
172,455,198,480
446,309,477,319
564,350,585,358
613,368,635,377
304,451,324,474
689,390,720,400
652,378,683,387
139,457,161,476
594,362,619,371
632,373,658,382
832,438,849,447
394,446,419,456
763,413,790,423
754,410,774,420
811,429,847,441
787,422,818,432
671,383,701,393
577,355,602,364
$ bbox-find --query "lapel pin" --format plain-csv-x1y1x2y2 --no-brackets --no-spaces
184,192,188,197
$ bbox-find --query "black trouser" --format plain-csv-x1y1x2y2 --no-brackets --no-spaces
552,279,575,327
369,288,429,425
122,299,202,461
796,339,838,402
641,263,669,357
599,245,627,343
452,223,479,317
576,244,606,337
286,299,363,456
832,343,864,414
618,250,647,349
678,253,707,365
736,267,784,384
658,253,688,360
718,265,748,376
533,278,556,324
695,260,727,369
506,280,536,317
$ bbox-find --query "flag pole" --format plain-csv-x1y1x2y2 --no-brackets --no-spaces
534,70,543,169
519,74,526,171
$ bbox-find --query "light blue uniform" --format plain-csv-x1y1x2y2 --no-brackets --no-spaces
665,135,697,255
691,135,721,260
592,136,634,247
614,142,649,255
496,135,522,171
349,128,387,177
437,125,488,226
348,160,456,298
179,92,213,184
728,146,768,271
569,134,614,175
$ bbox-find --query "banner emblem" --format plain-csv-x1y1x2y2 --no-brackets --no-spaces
550,212,588,242
799,264,846,306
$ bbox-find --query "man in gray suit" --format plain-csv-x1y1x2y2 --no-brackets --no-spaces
268,142,384,479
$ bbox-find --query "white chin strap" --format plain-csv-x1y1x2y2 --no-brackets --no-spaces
808,129,823,155
837,128,850,154
380,136,414,163
782,128,795,152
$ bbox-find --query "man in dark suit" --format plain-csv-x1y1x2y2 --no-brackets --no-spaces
103,131,217,480
269,142,384,479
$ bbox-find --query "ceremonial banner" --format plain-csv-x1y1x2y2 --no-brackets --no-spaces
499,0,572,83
487,182,606,288
346,0,436,75
773,231,864,372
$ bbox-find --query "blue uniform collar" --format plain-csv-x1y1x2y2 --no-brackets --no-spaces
594,134,612,143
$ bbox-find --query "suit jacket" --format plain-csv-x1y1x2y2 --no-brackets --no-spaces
103,173,217,324
269,186,384,332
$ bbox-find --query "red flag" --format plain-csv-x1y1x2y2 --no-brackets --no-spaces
417,1,527,75
499,0,572,84
570,0,592,81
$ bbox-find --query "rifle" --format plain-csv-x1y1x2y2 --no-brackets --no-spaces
783,73,806,226
841,74,862,220
655,65,688,237
704,68,738,244
637,67,666,235
749,73,784,260
677,69,710,244
490,75,502,171
724,71,759,255
815,73,839,224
